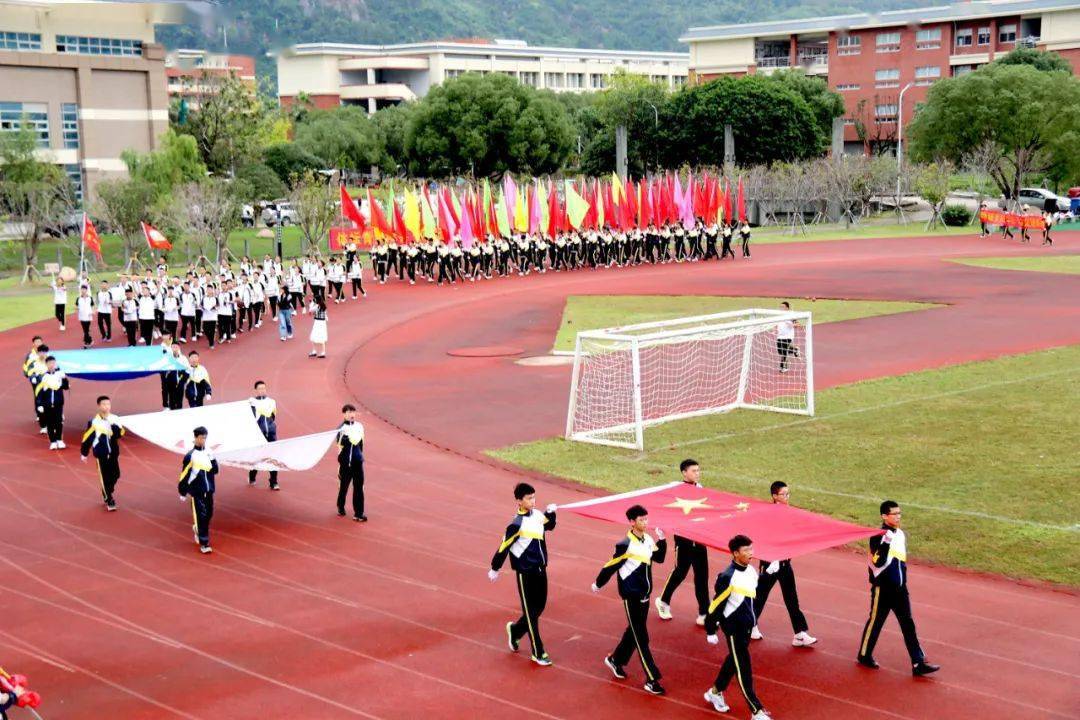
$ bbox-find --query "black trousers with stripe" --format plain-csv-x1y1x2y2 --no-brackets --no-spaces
753,561,809,633
191,494,214,547
96,456,120,504
510,569,547,657
659,539,709,615
714,625,763,714
858,584,924,664
612,597,661,681
337,462,364,518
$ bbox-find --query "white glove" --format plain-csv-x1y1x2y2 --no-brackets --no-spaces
178,494,187,502
487,569,499,583
36,406,43,413
590,583,600,594
545,503,557,514
706,634,719,645
655,527,665,541
80,455,87,463
883,530,896,543
765,561,780,575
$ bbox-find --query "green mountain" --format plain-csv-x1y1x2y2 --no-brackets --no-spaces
159,0,929,77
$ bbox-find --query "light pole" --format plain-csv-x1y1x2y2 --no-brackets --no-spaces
896,82,914,221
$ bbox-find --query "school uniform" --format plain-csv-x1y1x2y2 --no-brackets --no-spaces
80,413,125,508
858,526,927,668
248,395,279,489
96,289,113,341
704,560,765,715
76,295,95,347
35,369,69,444
491,506,557,661
336,420,365,519
184,364,212,408
178,446,218,550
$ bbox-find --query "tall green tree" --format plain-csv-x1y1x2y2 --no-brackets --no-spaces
121,130,207,199
263,143,324,187
294,106,385,171
907,64,1080,198
586,71,670,175
93,177,158,264
770,70,846,153
404,73,573,177
370,103,417,174
991,47,1073,73
661,75,821,167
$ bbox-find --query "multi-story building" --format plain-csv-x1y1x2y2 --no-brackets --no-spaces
165,49,257,108
277,38,689,113
681,0,1080,153
0,0,187,202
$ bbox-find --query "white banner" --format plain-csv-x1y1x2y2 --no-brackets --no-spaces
120,402,337,472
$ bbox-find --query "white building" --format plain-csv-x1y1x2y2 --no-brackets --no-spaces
277,38,689,113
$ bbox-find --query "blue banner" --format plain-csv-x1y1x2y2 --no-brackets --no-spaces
50,346,187,381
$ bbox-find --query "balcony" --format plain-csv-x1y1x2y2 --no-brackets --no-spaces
1018,36,1041,48
340,83,417,102
797,51,828,75
755,55,791,74
339,56,429,71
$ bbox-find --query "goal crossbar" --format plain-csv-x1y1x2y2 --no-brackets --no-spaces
577,309,811,344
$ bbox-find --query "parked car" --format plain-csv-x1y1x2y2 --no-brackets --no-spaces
261,201,297,227
1017,188,1069,213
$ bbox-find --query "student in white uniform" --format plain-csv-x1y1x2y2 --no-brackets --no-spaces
776,301,799,373
75,286,95,348
50,277,68,331
96,280,114,342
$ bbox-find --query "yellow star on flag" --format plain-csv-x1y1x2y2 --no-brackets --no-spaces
664,497,714,515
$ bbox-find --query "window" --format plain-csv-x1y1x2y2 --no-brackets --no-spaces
519,71,538,87
0,102,49,147
999,24,1017,43
874,103,898,123
837,35,861,55
56,35,142,56
953,64,977,76
444,68,462,80
977,27,991,45
62,103,79,149
876,32,900,53
672,75,686,87
842,118,856,126
915,65,941,85
835,83,861,91
0,31,42,51
916,28,942,49
875,68,900,88
544,72,564,89
590,73,607,89
64,164,84,205
566,72,584,89
955,29,973,47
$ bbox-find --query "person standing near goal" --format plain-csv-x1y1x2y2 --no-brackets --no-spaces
776,301,799,373
750,481,816,647
488,482,557,667
656,459,710,626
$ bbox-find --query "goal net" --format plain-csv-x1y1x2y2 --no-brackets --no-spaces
565,309,814,450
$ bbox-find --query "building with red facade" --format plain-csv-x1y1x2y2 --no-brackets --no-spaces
165,49,256,108
681,0,1080,153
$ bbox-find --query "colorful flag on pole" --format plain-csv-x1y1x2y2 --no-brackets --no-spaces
141,222,172,251
339,185,366,230
81,213,102,259
565,180,589,230
403,188,421,242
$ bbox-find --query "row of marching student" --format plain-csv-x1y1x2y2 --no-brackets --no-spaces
489,464,939,719
20,334,369,555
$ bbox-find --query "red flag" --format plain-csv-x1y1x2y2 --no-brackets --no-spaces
737,176,747,223
723,180,733,224
623,178,637,230
437,190,455,242
141,221,172,251
547,184,560,237
368,190,394,239
81,213,102,259
391,198,409,242
442,186,460,228
639,181,652,228
340,186,366,230
561,482,878,560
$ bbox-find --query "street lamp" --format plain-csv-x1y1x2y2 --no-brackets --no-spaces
896,82,914,220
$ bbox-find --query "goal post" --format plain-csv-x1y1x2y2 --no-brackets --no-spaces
565,309,814,450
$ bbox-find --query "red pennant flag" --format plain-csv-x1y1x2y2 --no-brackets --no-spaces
141,221,172,251
561,482,878,560
723,181,734,225
81,213,102,259
368,190,395,239
339,186,366,231
547,184,560,237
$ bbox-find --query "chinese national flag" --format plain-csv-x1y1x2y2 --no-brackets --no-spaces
81,213,102,258
340,185,366,231
141,222,172,251
561,483,878,560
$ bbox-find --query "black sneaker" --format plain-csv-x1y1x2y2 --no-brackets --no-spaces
353,515,368,523
270,484,280,491
643,680,666,696
913,661,940,677
337,508,346,517
506,622,519,653
248,478,257,486
604,655,627,679
106,501,117,512
856,655,880,669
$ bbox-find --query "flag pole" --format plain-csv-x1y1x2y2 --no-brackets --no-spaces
79,213,86,276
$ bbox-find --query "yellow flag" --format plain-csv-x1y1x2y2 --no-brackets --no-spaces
611,172,624,204
513,187,528,232
404,188,421,242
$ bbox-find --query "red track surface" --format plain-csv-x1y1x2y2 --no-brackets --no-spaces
1,233,1077,719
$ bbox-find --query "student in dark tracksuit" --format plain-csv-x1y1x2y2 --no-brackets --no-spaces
184,351,212,408
751,481,816,647
336,403,366,521
858,501,940,676
79,395,125,511
248,381,280,490
34,356,69,450
489,482,557,666
178,426,218,554
703,535,769,718
656,459,710,624
593,504,668,696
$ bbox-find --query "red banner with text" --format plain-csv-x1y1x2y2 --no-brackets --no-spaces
329,227,375,252
979,209,1046,230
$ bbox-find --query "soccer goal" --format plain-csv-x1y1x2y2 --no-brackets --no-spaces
565,309,814,450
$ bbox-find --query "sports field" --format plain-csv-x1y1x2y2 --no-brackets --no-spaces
950,255,1080,275
494,341,1080,586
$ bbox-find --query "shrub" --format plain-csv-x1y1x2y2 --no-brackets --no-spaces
941,204,973,226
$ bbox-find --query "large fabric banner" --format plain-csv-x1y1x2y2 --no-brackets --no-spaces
561,482,879,560
979,209,1046,230
120,401,337,472
51,346,186,381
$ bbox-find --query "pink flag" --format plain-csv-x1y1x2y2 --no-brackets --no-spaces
529,183,542,235
502,174,517,230
459,191,475,248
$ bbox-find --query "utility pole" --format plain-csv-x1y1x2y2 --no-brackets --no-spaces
896,82,914,223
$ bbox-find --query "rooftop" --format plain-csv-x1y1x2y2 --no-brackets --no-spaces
285,39,687,63
680,0,1080,42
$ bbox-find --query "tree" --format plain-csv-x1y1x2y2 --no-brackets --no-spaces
294,106,385,171
588,71,670,175
661,75,821,168
288,172,336,253
162,179,242,263
235,162,286,201
404,73,573,177
263,143,324,187
770,70,846,154
907,64,1080,200
0,126,76,280
852,96,898,156
93,177,158,266
370,102,417,174
991,47,1073,73
122,130,207,199
913,160,953,229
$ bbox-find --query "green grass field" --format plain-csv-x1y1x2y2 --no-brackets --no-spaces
950,255,1080,276
552,295,940,352
492,345,1080,586
752,221,971,244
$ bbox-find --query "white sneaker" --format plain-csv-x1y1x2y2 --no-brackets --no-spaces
49,442,58,450
655,598,672,621
704,689,730,713
751,711,773,720
751,626,763,640
199,545,213,554
39,427,47,435
56,440,66,449
792,631,817,647
696,614,706,626
59,324,66,331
